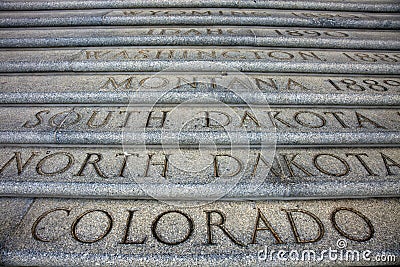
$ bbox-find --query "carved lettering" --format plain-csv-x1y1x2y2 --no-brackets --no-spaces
227,77,253,90
298,51,325,61
87,111,114,128
355,112,386,129
100,76,134,90
151,210,194,245
282,209,325,243
32,208,71,242
28,204,379,246
119,210,147,244
324,112,349,128
116,153,137,177
176,76,198,88
380,152,400,175
294,111,326,128
74,153,108,178
267,51,294,60
240,111,260,127
205,210,245,246
144,154,169,178
85,50,111,59
331,207,374,242
346,153,376,176
71,210,113,243
251,208,284,244
254,77,278,90
0,152,38,175
146,111,169,128
286,78,308,90
213,154,242,177
118,110,134,128
49,110,81,128
252,153,284,179
281,154,314,177
204,111,231,128
140,76,169,89
267,111,294,128
222,50,246,59
313,154,350,177
36,152,74,176
22,110,49,128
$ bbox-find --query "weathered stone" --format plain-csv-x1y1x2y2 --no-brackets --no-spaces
1,0,398,12
1,26,398,50
0,73,399,105
1,198,399,266
0,9,399,29
0,146,399,199
0,106,398,145
0,1,399,266
0,47,399,74
0,197,33,246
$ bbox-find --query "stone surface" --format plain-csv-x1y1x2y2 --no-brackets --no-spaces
0,146,398,199
0,0,399,266
0,47,399,74
1,198,399,266
0,197,33,246
0,73,399,105
1,26,399,50
0,106,398,145
1,9,399,28
1,0,399,12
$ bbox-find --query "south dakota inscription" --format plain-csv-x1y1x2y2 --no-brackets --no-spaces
16,107,399,131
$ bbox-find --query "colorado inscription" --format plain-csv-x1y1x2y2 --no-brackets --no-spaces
1,198,398,266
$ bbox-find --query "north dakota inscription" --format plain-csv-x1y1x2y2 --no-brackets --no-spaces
0,147,398,181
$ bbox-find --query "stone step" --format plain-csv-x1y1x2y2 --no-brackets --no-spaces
0,197,398,266
1,9,399,29
0,106,398,145
1,0,399,12
0,146,399,199
0,1,399,266
0,47,399,74
1,26,399,50
0,73,399,105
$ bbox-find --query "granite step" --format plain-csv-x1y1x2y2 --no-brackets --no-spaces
0,197,398,266
1,9,399,29
1,0,399,12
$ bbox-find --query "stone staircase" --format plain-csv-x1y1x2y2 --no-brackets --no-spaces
0,1,399,266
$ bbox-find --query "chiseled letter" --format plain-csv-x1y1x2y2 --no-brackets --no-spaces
74,153,108,178
213,154,242,177
120,210,147,244
146,111,169,128
32,208,71,242
251,208,284,244
22,110,49,128
144,154,169,178
205,210,245,246
282,209,324,243
0,152,38,175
